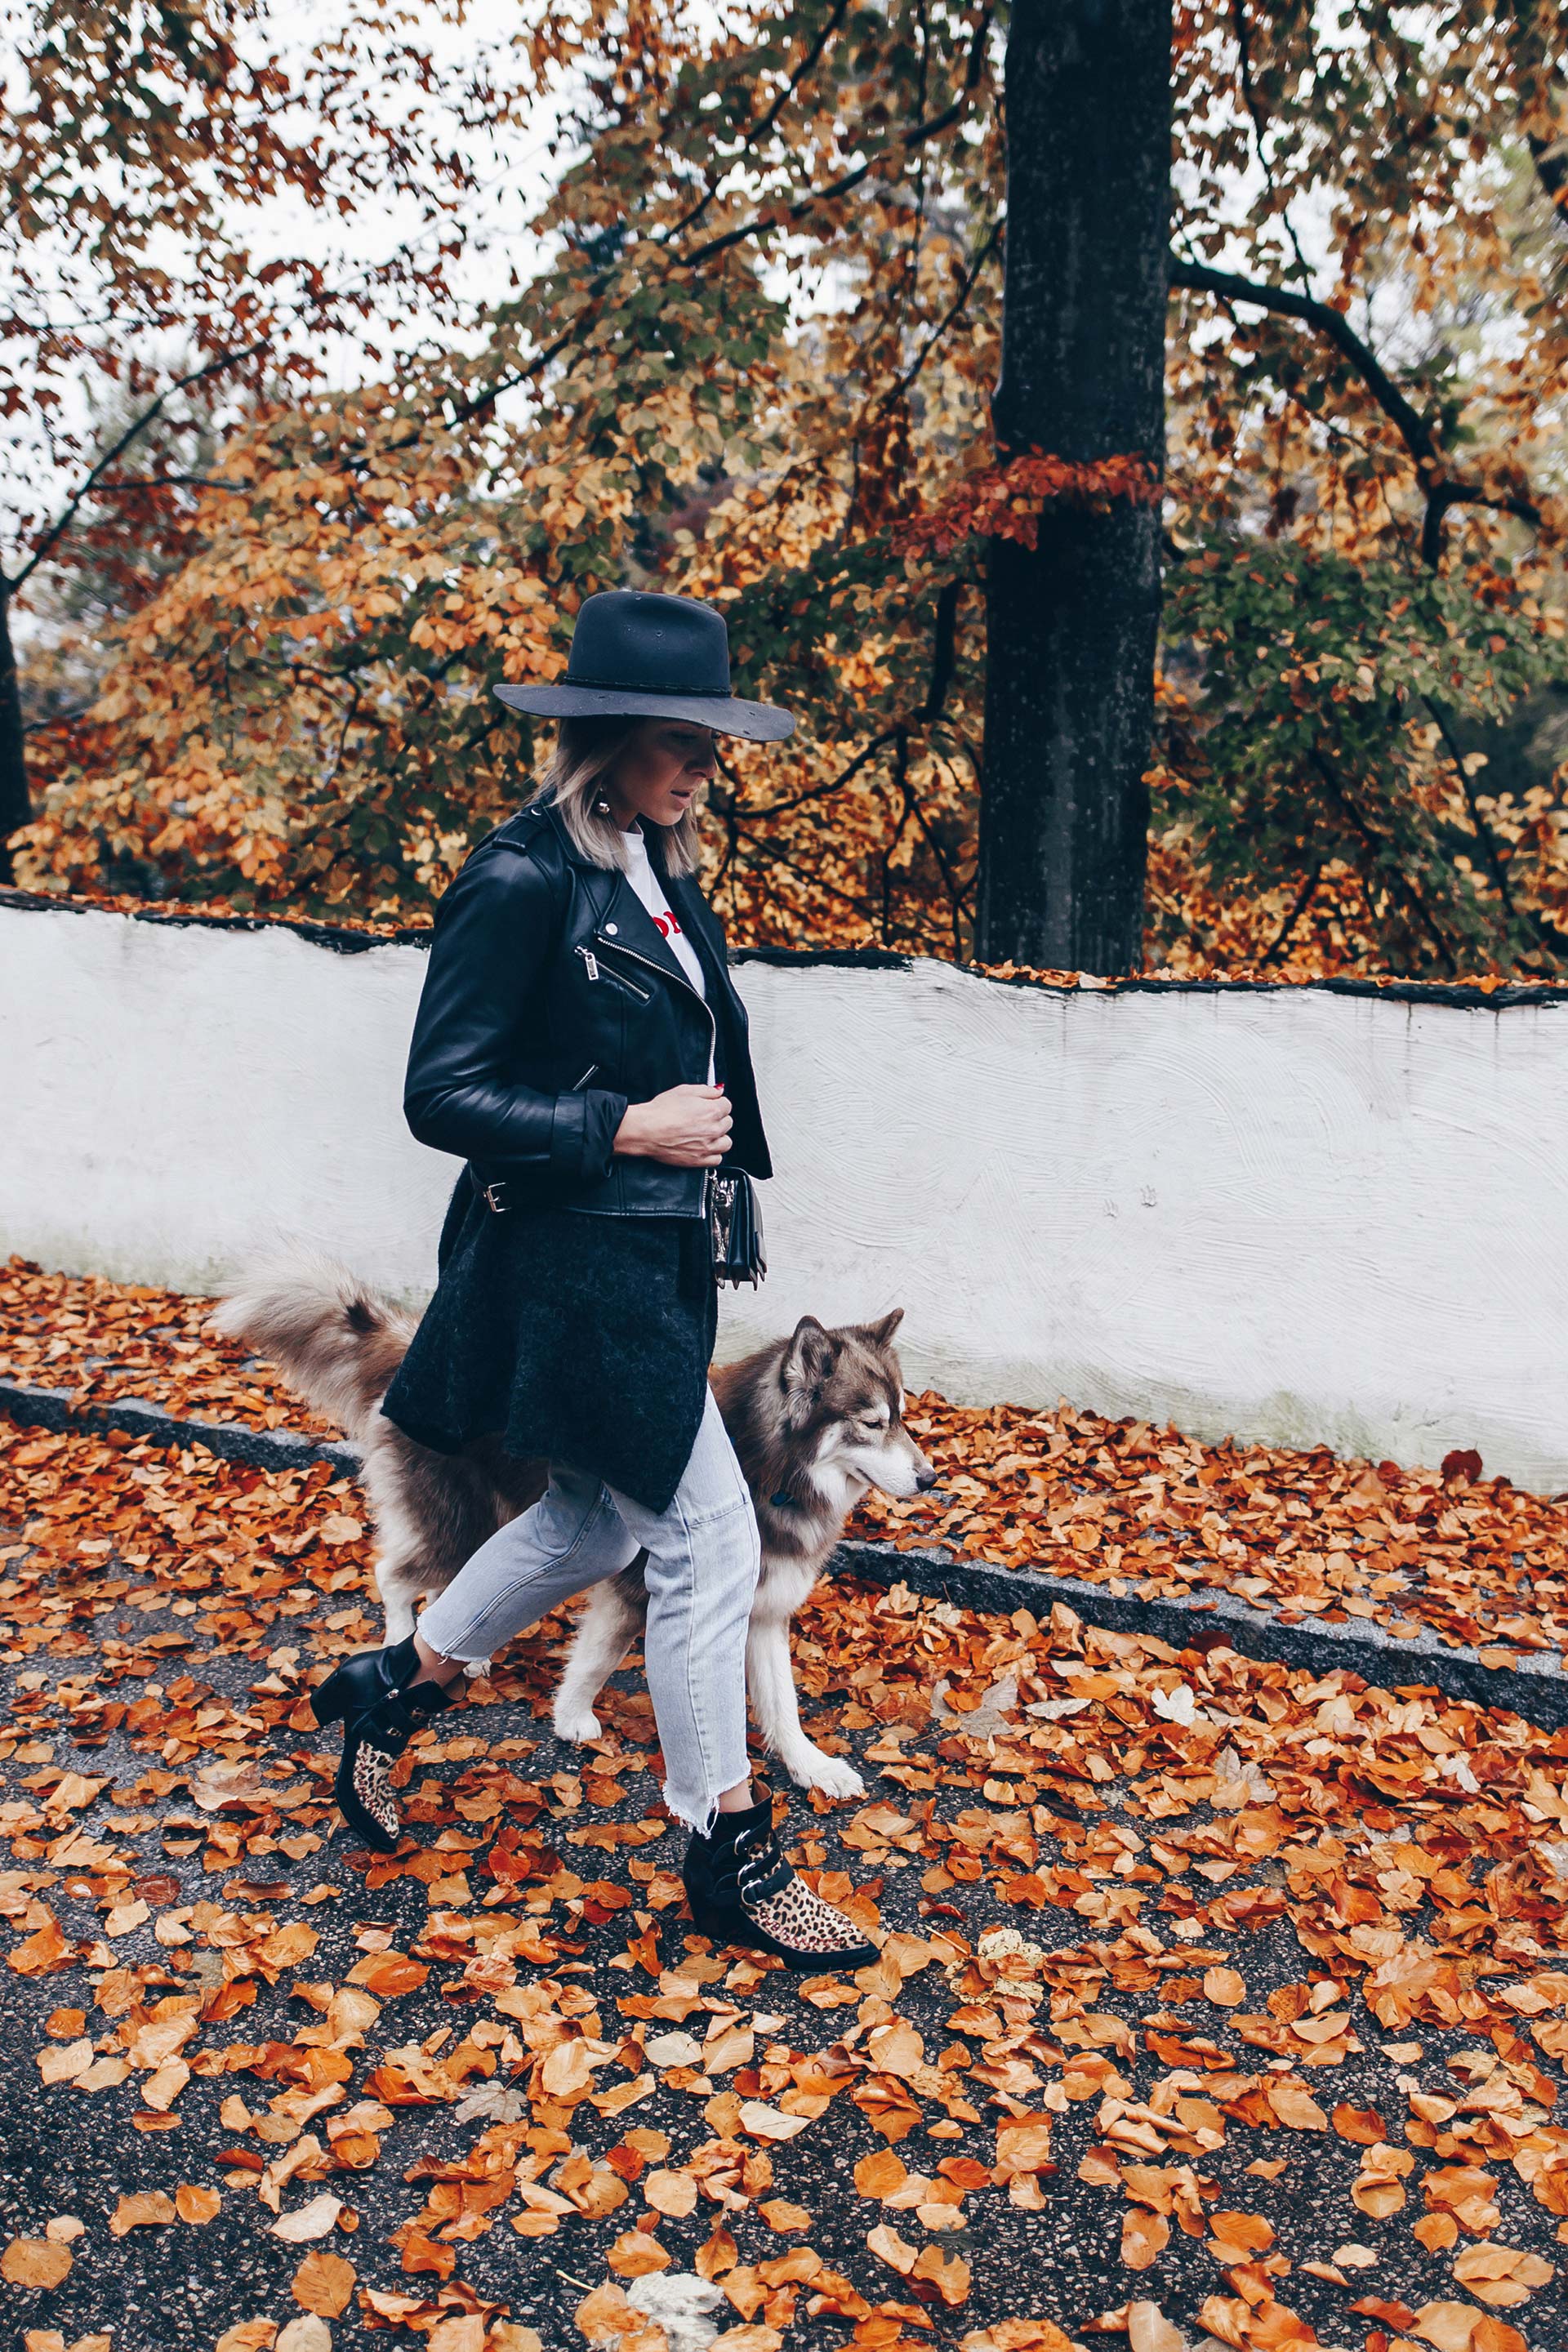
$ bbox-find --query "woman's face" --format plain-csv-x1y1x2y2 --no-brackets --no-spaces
604,719,717,829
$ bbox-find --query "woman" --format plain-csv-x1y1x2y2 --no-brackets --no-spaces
310,586,876,1972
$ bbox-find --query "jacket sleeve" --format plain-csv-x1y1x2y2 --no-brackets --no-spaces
403,843,630,1184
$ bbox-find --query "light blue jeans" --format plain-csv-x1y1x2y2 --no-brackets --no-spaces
415,1384,762,1833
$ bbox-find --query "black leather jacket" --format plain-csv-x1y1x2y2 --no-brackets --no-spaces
403,795,773,1217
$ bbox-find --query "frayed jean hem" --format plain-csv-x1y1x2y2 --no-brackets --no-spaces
662,1781,724,1838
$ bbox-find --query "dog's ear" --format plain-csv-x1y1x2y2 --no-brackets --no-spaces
781,1315,836,1400
861,1307,905,1349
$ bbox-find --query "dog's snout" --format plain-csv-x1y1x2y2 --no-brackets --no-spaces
915,1464,939,1490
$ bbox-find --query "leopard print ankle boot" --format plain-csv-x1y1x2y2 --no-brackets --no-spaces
322,1642,456,1855
683,1791,878,1972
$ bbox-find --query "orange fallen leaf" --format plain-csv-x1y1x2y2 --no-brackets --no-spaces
960,2324,1076,2352
291,2248,358,2316
855,2149,908,2198
1353,2177,1408,2219
271,2196,342,2244
1267,2081,1327,2131
1129,2306,1184,2352
1450,2242,1554,2307
694,2225,738,2282
604,2228,670,2278
422,2323,486,2352
573,2284,635,2345
995,2118,1054,2178
911,2240,971,2305
867,2222,919,2275
109,2192,176,2237
7,1914,71,1977
277,2322,333,2352
1209,2211,1275,2256
213,2326,279,2352
345,1951,429,1998
642,2170,697,2219
1,2238,73,2287
738,2100,812,2142
1410,2305,1489,2352
1423,2165,1500,2235
175,2184,221,2225
36,2039,91,2086
1121,2207,1169,2270
541,2040,595,2102
757,2199,812,2232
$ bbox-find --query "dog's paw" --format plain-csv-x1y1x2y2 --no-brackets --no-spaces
780,1746,865,1799
552,1700,603,1744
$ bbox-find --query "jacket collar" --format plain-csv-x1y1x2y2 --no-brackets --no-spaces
537,794,716,1000
536,792,599,872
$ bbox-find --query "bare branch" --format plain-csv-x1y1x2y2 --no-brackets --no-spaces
88,474,251,497
8,343,267,592
1169,257,1543,564
1171,257,1435,462
1423,693,1566,966
679,10,994,271
874,222,1001,416
663,0,853,247
1259,864,1321,965
1228,0,1316,295
1307,746,1459,973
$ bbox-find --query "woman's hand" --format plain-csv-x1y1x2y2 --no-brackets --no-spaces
614,1083,732,1167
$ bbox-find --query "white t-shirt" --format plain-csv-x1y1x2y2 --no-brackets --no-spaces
619,826,716,1086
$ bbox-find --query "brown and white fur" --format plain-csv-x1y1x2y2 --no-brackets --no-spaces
212,1254,936,1797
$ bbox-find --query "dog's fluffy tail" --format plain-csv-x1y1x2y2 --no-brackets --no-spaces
211,1251,418,1441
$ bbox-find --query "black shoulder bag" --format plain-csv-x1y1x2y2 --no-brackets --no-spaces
706,1169,767,1289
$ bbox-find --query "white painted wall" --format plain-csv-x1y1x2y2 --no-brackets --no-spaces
3,900,1566,1489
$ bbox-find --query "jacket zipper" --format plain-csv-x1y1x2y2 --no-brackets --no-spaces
576,942,652,1002
588,927,730,1208
570,1062,599,1089
590,928,718,1076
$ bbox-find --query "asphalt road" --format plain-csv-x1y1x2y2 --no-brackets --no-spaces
2,1601,1563,2352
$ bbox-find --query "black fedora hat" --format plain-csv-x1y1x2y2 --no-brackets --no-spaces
493,588,793,742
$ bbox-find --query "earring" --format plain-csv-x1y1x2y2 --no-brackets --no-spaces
595,796,611,814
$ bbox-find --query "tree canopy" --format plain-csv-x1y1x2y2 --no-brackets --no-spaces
9,0,1568,979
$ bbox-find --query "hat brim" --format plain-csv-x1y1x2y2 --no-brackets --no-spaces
493,681,794,743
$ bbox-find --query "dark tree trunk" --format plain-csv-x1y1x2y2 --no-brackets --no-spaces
978,0,1171,974
0,583,29,885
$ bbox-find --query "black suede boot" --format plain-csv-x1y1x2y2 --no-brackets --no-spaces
682,1788,878,1972
312,1633,433,1730
311,1636,457,1853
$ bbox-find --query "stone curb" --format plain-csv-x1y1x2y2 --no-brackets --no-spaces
0,1379,361,1477
5,1380,1566,1729
832,1542,1568,1730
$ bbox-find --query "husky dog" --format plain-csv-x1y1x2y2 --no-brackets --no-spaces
212,1256,936,1797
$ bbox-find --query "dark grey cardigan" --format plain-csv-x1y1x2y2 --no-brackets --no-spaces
379,1173,719,1512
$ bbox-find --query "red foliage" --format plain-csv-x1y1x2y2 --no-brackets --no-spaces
893,451,1163,560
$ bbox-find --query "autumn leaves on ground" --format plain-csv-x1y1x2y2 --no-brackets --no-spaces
2,1272,1568,2352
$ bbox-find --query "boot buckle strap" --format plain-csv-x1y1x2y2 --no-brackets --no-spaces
368,1690,423,1749
735,1835,791,1904
357,1678,449,1750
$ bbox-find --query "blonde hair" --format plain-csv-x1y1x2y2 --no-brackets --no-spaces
521,715,702,878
